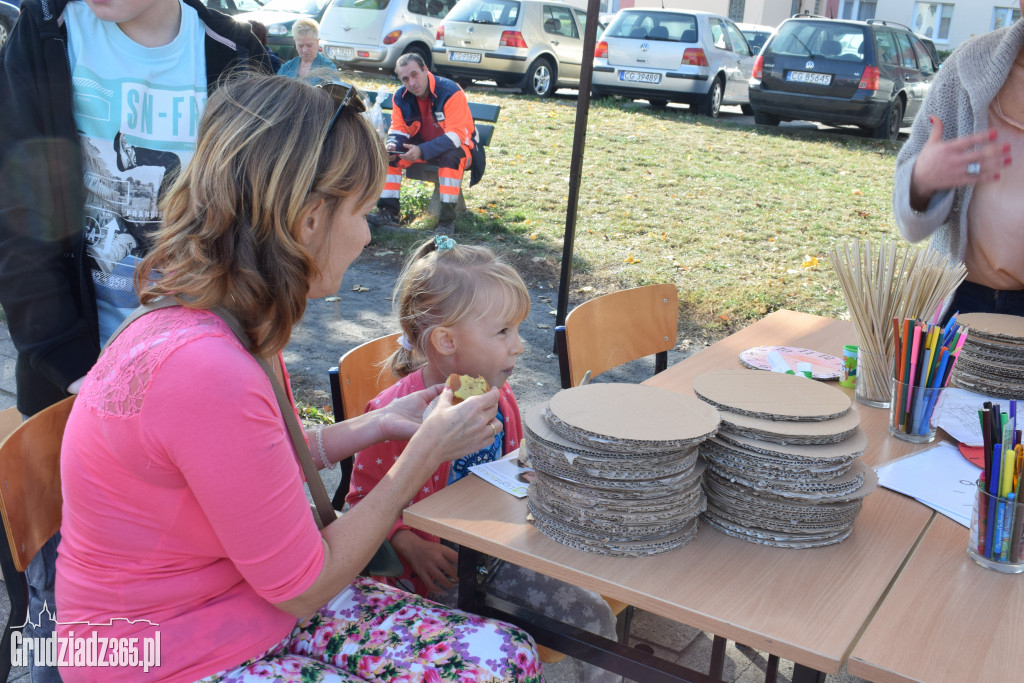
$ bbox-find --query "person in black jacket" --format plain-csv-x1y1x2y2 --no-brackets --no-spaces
0,1,270,679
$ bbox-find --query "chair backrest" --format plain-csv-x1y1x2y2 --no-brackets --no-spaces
544,18,560,33
0,396,75,573
328,334,402,510
555,284,678,389
332,333,402,422
649,25,669,40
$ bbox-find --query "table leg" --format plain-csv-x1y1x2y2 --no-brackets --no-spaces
709,635,726,679
792,663,826,683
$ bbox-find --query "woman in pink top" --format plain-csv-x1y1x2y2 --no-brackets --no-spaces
55,74,541,682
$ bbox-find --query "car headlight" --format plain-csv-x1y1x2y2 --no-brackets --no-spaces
267,24,288,36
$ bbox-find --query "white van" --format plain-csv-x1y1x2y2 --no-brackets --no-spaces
320,0,457,72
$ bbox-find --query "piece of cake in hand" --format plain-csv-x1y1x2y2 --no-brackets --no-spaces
447,374,489,404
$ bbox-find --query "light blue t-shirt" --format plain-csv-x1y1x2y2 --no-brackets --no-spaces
64,1,207,343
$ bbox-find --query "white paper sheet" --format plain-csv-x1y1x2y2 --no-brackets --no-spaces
936,387,1017,447
469,450,533,498
875,441,981,527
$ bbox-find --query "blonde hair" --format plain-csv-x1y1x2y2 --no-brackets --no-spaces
388,239,531,377
136,73,386,356
293,17,321,40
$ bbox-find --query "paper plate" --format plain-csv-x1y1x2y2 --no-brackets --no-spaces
739,346,844,380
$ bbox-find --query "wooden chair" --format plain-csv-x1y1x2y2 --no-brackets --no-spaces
555,283,679,389
328,333,402,510
0,396,75,682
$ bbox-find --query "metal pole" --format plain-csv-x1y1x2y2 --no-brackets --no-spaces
554,0,602,350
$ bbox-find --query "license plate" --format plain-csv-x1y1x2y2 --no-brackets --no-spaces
786,70,832,86
449,51,482,63
327,46,354,61
619,70,661,84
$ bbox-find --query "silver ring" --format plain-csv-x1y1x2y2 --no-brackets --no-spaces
967,162,981,176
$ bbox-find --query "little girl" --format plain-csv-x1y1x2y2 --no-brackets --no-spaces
347,236,621,683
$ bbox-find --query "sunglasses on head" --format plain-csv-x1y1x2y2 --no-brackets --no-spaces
306,79,367,198
319,79,366,139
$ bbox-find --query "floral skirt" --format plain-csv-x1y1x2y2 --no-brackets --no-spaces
198,576,544,682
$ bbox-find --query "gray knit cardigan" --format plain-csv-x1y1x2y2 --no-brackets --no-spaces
893,19,1024,262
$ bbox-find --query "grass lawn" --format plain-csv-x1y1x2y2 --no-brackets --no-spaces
354,75,906,344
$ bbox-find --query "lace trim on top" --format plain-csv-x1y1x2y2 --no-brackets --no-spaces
81,307,247,418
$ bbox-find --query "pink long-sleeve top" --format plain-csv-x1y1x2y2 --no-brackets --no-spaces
56,307,324,682
345,368,521,595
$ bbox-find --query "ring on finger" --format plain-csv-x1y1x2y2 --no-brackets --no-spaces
967,162,981,176
489,422,497,437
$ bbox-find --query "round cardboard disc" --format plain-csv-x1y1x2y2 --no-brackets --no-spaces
692,369,851,421
959,313,1024,343
717,407,861,445
546,383,720,446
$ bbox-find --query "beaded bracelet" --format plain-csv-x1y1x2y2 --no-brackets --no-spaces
314,424,337,470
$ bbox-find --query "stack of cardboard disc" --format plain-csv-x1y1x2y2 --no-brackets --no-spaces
950,313,1024,400
524,383,720,557
692,369,877,548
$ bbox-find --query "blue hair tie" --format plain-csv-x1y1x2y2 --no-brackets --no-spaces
434,235,456,252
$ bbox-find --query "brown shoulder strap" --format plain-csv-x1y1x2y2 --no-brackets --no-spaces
107,299,335,529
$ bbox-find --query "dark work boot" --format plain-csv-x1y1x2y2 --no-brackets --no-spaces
367,199,402,228
436,202,457,236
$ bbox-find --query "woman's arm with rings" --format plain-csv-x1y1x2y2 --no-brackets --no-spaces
910,116,1012,211
276,388,498,617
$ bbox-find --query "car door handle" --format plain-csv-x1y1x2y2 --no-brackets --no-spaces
552,40,559,45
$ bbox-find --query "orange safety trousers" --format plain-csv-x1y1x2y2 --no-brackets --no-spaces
381,146,470,204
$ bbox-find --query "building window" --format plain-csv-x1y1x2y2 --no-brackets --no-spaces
913,3,953,42
838,0,876,21
728,0,744,22
993,6,1022,30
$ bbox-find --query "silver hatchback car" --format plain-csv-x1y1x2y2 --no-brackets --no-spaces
592,8,755,117
432,0,592,97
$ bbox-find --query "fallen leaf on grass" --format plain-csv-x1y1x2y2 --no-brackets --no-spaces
529,233,539,240
802,256,819,269
624,253,640,264
851,189,864,196
577,286,594,293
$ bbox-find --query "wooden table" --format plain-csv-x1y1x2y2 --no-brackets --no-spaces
404,310,935,680
848,511,1024,683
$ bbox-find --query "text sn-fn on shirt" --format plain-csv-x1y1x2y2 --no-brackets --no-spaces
64,0,207,342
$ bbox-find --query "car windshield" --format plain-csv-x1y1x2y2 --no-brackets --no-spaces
445,0,519,26
772,21,866,61
606,11,696,42
742,30,770,50
261,0,324,12
333,0,390,9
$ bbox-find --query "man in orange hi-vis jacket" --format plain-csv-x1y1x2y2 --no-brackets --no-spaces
367,53,484,235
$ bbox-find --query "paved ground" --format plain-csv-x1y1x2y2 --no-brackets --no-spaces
0,248,867,682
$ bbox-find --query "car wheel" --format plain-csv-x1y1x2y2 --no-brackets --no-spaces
647,98,668,108
872,97,904,142
0,16,10,49
696,77,723,118
523,58,555,97
753,110,780,126
740,104,754,116
407,44,431,70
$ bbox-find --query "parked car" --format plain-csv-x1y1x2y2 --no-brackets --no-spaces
432,0,592,97
748,16,938,141
0,0,19,49
737,22,773,54
319,0,454,73
236,0,331,60
591,8,755,117
205,0,266,14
